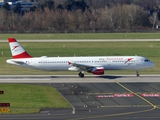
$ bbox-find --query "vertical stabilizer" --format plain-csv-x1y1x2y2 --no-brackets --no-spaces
8,38,32,59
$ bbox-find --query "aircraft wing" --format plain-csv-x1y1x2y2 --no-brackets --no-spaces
69,62,102,71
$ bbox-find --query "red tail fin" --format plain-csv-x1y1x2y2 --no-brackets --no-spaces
8,38,32,59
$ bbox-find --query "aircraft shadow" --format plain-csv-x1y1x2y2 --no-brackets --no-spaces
97,75,122,79
51,75,122,79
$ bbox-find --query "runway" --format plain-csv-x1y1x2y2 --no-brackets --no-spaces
0,75,160,120
0,75,159,83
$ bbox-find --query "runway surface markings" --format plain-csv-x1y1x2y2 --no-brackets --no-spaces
116,81,156,108
87,92,160,94
70,107,155,120
70,82,158,120
101,105,157,107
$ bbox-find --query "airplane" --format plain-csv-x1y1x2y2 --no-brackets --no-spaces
6,38,155,77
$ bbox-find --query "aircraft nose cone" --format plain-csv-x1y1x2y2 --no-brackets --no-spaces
150,62,155,67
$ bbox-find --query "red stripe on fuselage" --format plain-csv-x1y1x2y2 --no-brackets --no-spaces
8,38,17,43
13,52,32,59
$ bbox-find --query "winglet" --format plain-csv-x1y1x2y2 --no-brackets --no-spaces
8,38,32,59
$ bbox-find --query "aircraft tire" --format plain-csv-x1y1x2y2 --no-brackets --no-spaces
79,72,84,78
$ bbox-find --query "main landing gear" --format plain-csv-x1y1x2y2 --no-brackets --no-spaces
79,72,84,78
136,69,139,77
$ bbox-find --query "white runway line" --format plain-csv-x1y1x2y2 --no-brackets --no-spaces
0,39,160,42
0,79,51,81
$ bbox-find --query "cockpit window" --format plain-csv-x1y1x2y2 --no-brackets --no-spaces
144,59,149,62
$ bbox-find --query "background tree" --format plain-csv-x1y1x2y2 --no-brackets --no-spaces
38,0,54,11
13,3,21,13
3,3,10,11
149,12,158,30
102,6,116,30
126,4,144,29
66,0,89,12
0,9,8,30
0,0,156,33
30,6,37,12
44,0,54,10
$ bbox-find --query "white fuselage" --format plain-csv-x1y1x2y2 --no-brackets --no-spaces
6,56,154,72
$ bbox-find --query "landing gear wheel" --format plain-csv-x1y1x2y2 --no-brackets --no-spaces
79,72,84,78
136,70,140,77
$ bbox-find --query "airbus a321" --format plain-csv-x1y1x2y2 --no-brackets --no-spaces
6,38,155,77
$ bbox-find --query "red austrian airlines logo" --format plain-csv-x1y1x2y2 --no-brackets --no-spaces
12,46,19,51
68,61,71,65
125,58,133,64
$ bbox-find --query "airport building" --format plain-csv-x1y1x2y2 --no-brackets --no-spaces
0,0,16,2
8,1,38,11
0,0,38,11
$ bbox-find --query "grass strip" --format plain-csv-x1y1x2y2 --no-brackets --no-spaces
0,84,71,114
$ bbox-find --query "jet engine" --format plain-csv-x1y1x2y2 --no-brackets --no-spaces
87,67,104,75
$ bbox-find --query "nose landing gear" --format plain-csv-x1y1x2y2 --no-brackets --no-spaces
136,69,139,77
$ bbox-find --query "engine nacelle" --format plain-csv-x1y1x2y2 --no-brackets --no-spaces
88,67,104,75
